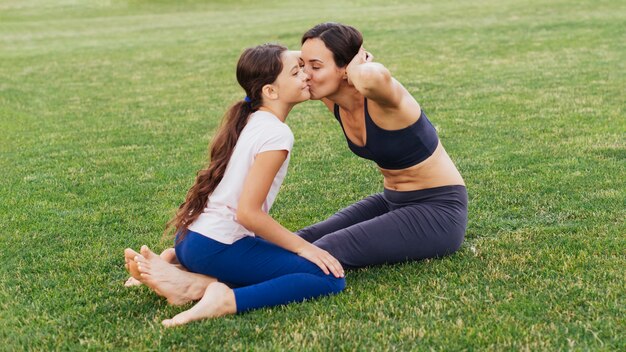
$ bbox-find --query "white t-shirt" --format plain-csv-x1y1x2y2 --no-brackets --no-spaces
187,111,294,244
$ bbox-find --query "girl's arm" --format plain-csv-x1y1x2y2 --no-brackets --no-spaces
236,150,344,278
346,48,405,108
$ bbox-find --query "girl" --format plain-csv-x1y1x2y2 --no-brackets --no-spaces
296,23,468,268
124,43,345,327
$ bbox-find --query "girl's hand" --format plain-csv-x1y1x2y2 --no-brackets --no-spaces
297,244,345,278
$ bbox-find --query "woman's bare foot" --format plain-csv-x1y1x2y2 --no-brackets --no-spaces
135,245,216,305
162,282,236,327
124,247,179,287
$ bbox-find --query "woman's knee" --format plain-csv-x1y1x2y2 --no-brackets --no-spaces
436,228,465,257
451,231,465,253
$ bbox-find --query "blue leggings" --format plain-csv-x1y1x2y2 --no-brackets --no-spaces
174,231,345,313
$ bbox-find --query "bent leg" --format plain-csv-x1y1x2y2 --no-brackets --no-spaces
296,193,390,243
314,204,467,268
175,231,345,313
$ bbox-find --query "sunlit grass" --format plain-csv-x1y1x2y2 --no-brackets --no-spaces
1,0,624,349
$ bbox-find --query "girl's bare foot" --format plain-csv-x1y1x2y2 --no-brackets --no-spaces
124,248,142,285
124,247,179,287
135,245,216,305
160,248,178,265
124,277,142,287
162,282,236,327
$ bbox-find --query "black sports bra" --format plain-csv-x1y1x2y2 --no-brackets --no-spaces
333,99,439,170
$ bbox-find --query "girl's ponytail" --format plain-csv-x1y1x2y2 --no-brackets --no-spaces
165,44,287,242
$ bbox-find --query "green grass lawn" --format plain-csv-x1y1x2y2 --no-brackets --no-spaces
1,0,624,350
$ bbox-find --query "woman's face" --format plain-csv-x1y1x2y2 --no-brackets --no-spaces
301,38,345,100
274,50,311,104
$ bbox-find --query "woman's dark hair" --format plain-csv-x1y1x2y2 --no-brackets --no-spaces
166,43,287,242
301,22,363,67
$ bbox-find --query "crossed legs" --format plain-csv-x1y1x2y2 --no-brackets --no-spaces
124,245,234,326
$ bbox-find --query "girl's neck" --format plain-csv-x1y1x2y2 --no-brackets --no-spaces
258,101,293,122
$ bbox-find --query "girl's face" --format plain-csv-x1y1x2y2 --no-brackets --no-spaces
301,38,345,100
273,50,311,104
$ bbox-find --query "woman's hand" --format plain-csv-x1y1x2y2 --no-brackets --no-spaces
364,49,374,63
344,48,399,106
346,47,374,85
297,243,345,278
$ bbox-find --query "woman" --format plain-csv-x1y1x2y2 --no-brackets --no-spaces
124,43,345,327
296,23,468,268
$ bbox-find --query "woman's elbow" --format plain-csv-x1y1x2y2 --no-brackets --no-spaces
359,64,391,93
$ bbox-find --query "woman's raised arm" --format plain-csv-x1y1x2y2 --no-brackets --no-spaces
345,48,404,108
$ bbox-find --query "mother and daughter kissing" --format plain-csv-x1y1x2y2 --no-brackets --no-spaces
123,22,467,327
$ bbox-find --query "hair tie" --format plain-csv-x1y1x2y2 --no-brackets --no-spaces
244,96,251,103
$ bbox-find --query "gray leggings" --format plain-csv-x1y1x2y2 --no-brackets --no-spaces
297,185,468,269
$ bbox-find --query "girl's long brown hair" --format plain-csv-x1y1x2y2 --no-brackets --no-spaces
166,44,287,242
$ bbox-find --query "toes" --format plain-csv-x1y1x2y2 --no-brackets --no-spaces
138,272,157,290
162,318,176,328
124,277,142,287
134,255,148,266
137,262,151,273
140,245,157,259
162,312,190,327
124,248,140,261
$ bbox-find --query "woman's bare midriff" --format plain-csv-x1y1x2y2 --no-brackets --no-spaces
381,142,465,191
